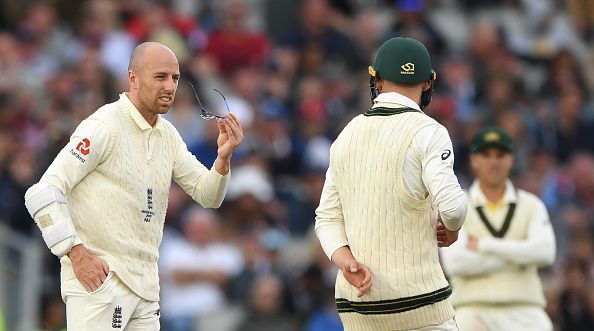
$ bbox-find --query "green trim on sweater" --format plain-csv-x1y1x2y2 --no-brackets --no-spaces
336,285,452,315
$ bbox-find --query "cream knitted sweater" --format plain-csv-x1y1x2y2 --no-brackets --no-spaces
316,96,467,330
38,94,229,301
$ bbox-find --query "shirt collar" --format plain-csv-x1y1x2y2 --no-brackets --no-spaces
371,92,422,112
119,93,164,131
469,179,518,207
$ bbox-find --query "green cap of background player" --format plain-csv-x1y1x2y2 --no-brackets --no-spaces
470,127,514,153
368,37,436,84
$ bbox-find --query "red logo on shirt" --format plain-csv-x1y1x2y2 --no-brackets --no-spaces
76,138,91,155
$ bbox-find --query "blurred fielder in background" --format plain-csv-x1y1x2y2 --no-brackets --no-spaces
441,127,556,331
24,41,243,330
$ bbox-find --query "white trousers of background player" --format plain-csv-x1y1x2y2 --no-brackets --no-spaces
455,305,552,331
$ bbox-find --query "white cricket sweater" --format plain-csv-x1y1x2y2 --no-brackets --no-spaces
316,93,467,330
37,93,229,301
442,180,555,308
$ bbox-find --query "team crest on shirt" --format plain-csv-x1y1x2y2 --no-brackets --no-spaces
70,138,91,163
141,188,155,222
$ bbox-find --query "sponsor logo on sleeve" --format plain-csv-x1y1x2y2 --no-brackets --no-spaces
76,138,91,155
70,138,91,163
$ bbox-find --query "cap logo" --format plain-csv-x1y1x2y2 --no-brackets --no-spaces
483,132,501,142
401,63,415,75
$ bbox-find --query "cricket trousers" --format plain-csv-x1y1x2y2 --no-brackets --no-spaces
455,305,552,331
61,272,160,331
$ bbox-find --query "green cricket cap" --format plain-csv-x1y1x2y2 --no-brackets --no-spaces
369,37,435,84
470,127,514,153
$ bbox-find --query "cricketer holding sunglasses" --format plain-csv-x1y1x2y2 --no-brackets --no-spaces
24,42,243,330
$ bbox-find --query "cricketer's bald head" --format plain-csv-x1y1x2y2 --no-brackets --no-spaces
128,41,177,71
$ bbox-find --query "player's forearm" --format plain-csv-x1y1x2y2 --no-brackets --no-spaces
315,216,349,261
479,232,555,266
315,168,349,260
197,167,229,208
439,193,468,231
214,156,230,176
442,246,508,276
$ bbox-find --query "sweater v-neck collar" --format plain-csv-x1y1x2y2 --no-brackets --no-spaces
119,93,164,132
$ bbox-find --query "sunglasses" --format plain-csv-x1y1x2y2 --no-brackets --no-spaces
187,81,230,120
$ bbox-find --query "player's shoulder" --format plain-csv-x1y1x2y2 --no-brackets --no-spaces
332,114,364,142
412,115,451,146
87,99,121,125
418,113,447,132
72,100,119,136
516,188,547,209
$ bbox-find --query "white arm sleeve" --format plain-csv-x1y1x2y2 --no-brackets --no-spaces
441,229,509,276
315,168,349,260
478,199,556,266
171,128,229,208
415,125,468,230
24,117,111,256
24,182,81,257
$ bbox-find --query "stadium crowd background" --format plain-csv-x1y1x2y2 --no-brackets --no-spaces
0,0,593,330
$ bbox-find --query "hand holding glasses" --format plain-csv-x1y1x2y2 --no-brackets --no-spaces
187,81,230,120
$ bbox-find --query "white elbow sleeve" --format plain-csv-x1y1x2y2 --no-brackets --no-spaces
25,183,79,257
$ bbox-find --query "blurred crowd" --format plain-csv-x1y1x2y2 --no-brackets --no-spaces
0,0,593,330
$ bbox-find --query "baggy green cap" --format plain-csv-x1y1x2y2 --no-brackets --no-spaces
470,127,514,153
369,37,435,84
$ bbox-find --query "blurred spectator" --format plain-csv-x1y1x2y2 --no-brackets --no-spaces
567,0,594,42
559,258,594,330
125,0,198,61
222,164,275,235
15,1,74,86
0,148,38,235
502,0,589,63
539,49,590,99
385,0,447,56
436,53,476,123
303,288,343,331
204,0,270,76
164,83,206,147
73,0,135,80
235,274,298,331
38,295,66,331
279,0,364,75
229,232,294,315
565,153,594,212
159,207,243,331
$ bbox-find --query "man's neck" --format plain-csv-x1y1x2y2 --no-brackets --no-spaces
127,93,157,126
479,181,507,204
381,86,421,106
